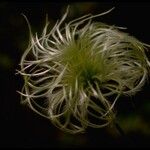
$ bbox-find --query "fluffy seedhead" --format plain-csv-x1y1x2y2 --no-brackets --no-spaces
18,7,150,134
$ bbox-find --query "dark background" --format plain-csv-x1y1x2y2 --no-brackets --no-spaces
0,1,150,148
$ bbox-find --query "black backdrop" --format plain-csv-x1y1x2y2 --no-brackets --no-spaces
0,1,150,148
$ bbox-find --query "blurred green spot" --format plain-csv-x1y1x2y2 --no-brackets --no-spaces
58,132,87,146
0,53,13,69
119,115,150,135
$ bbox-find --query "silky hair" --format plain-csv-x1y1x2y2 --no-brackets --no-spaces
18,7,150,134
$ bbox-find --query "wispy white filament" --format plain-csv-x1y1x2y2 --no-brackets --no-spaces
18,7,150,134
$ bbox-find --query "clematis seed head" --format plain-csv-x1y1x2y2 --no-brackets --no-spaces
18,7,150,134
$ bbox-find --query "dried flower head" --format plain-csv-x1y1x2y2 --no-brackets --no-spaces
18,7,150,134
